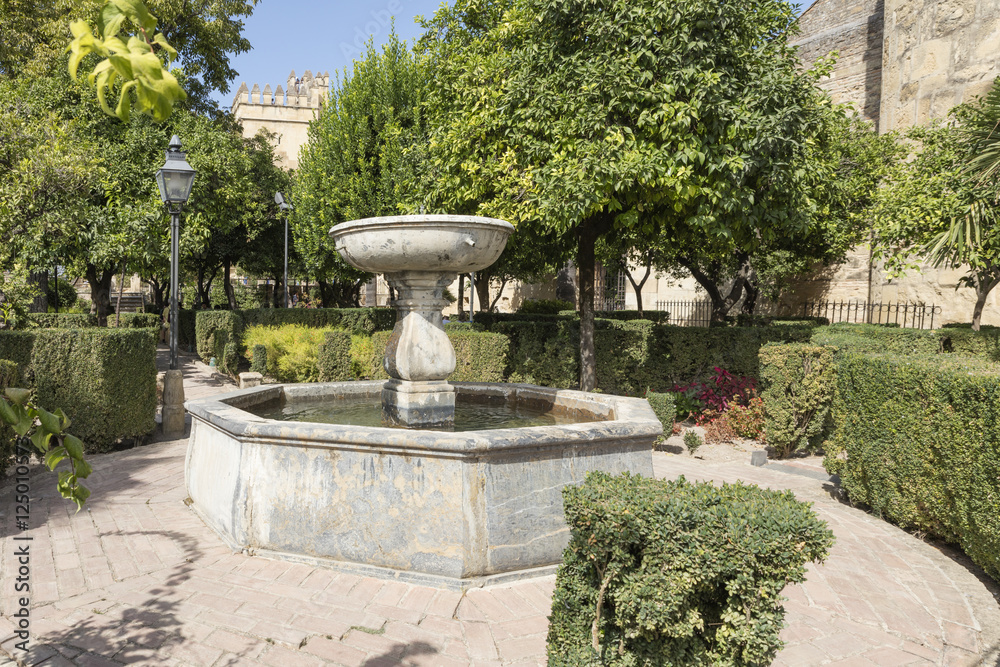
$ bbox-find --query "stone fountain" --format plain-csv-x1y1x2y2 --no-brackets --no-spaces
184,215,658,589
330,215,514,427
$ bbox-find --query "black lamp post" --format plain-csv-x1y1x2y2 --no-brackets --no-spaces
156,135,196,371
275,192,292,308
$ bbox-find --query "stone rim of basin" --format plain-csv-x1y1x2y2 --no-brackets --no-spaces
183,381,663,453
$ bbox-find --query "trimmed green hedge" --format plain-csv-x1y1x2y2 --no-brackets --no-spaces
0,329,157,452
196,308,396,376
808,322,1000,360
29,312,161,329
493,319,814,393
547,472,834,666
644,391,675,435
825,352,1000,581
759,344,837,458
317,331,352,382
365,330,510,383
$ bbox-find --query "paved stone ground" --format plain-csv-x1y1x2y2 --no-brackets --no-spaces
0,350,997,666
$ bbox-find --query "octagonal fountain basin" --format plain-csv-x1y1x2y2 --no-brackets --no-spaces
184,381,659,590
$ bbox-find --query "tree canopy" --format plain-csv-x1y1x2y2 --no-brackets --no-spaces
416,0,841,388
291,30,426,307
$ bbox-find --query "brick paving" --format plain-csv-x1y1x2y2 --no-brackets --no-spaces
0,350,996,665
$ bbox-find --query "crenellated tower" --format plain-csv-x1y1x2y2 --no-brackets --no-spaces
231,69,330,169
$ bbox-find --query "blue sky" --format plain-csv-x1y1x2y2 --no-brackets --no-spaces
212,0,444,108
214,0,816,108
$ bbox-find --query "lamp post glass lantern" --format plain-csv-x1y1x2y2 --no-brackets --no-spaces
156,135,196,371
275,192,292,309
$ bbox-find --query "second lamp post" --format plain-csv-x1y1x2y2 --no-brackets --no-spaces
275,192,292,308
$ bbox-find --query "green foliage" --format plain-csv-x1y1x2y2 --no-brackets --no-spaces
0,328,156,452
316,331,352,382
68,0,185,122
547,472,834,666
196,308,395,376
683,429,703,455
448,332,509,382
249,344,267,375
808,322,1000,360
827,352,1000,581
644,391,675,436
0,269,40,331
496,320,579,389
518,299,575,315
0,387,93,508
0,360,20,473
47,278,79,310
492,318,814,393
242,324,338,383
29,312,160,329
291,28,424,294
365,330,510,383
759,344,837,458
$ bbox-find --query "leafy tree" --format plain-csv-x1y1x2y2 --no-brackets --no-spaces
417,0,836,389
291,30,426,307
872,99,1000,330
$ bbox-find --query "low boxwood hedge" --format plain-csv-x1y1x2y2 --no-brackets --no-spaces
316,331,352,382
0,328,157,452
547,471,834,666
759,343,837,458
29,312,160,329
825,352,1000,581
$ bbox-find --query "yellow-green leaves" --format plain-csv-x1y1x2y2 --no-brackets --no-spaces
0,388,92,510
68,0,185,122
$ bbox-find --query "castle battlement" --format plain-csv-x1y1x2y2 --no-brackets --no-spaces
231,69,330,112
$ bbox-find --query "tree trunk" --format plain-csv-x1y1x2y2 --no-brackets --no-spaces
625,251,653,316
144,278,167,312
489,278,509,312
680,251,752,323
457,274,466,320
115,263,126,327
577,213,614,391
475,271,491,314
971,268,1000,331
85,265,115,327
223,261,236,310
28,271,48,313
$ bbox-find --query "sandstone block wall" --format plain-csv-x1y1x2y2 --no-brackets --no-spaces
881,0,1000,131
791,0,885,126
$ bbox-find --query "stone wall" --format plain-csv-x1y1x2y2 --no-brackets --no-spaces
791,0,885,126
231,70,329,169
880,0,1000,131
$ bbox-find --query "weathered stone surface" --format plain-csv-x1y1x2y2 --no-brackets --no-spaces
239,372,263,389
184,381,659,589
162,369,186,437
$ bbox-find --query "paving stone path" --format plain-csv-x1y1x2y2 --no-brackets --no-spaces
0,349,997,666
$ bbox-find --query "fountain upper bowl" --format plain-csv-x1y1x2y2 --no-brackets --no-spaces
329,214,514,274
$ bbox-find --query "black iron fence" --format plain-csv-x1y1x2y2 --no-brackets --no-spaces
654,299,714,327
654,299,942,329
790,300,942,329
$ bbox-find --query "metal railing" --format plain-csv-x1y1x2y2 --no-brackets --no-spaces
654,299,713,327
791,300,941,329
654,299,942,329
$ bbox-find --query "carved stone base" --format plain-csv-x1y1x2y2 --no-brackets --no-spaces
382,379,455,428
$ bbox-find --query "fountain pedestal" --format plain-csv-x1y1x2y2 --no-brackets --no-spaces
330,215,515,427
381,272,457,426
